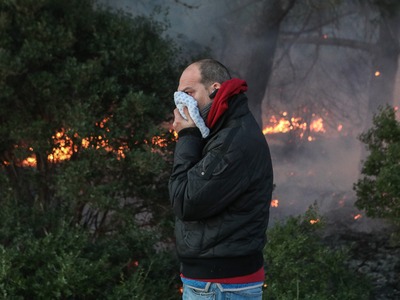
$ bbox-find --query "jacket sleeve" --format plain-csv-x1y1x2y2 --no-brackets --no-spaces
169,127,249,221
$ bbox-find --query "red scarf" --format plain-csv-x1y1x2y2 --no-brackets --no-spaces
206,78,248,128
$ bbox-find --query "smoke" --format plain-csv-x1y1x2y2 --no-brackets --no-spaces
100,0,222,56
102,0,398,230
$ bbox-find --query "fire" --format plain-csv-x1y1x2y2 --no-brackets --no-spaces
353,214,362,220
22,117,114,165
151,135,169,148
309,219,320,225
15,116,173,168
262,112,326,141
271,199,279,207
21,129,118,166
96,117,111,131
375,70,381,77
262,114,306,134
21,156,37,168
47,128,74,162
309,118,326,133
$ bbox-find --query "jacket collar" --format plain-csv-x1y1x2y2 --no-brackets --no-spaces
206,93,250,139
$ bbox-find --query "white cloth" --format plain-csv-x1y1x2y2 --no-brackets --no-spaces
174,91,210,138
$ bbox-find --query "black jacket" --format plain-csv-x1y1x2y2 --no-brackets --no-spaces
169,93,273,279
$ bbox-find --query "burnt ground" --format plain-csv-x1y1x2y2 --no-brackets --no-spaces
321,207,400,300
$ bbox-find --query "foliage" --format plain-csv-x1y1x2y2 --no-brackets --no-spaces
354,106,400,229
0,0,181,297
0,0,179,234
263,205,371,300
0,199,180,299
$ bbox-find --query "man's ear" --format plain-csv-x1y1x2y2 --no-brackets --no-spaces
212,82,221,89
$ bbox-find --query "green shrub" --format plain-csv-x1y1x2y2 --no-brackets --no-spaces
263,205,371,300
0,202,180,299
354,106,400,230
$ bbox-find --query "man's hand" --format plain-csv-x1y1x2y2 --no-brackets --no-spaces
173,106,196,133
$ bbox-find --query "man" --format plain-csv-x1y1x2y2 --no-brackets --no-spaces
169,58,273,299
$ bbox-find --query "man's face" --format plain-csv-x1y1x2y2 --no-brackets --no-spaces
177,64,213,111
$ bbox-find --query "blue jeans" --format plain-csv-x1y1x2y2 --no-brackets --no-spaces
182,282,263,300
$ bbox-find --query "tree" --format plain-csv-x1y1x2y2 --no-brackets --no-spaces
354,106,400,228
0,0,181,297
0,0,179,228
366,0,400,127
215,0,297,127
267,0,400,132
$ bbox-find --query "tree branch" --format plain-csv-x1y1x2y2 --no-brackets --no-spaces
280,35,373,52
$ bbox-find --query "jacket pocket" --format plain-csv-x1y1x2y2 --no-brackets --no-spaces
176,221,205,252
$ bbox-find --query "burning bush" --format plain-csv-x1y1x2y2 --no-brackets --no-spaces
0,0,180,297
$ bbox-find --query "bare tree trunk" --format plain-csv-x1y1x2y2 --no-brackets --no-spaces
216,0,297,128
357,5,400,165
366,12,400,127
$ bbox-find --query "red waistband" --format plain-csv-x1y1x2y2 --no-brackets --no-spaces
181,266,264,284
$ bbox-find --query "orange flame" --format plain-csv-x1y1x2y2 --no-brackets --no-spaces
152,135,169,148
309,219,320,224
19,117,122,166
309,118,326,133
21,156,37,167
262,112,326,141
7,117,176,168
271,199,279,207
47,128,74,162
18,124,173,167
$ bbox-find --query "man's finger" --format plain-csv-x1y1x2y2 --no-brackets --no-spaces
182,106,196,126
174,108,184,121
